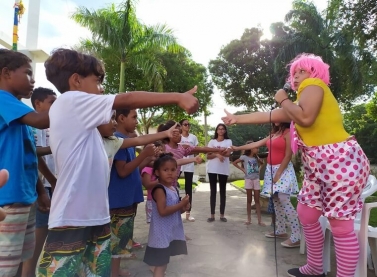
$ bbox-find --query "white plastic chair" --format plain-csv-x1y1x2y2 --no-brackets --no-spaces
359,201,377,277
300,175,377,276
322,175,377,276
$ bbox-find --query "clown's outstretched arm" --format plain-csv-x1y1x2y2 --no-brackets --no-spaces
221,108,290,126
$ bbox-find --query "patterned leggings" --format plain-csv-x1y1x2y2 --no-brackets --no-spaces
273,193,301,243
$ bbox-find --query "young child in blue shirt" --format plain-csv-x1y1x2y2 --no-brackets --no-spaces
0,49,50,277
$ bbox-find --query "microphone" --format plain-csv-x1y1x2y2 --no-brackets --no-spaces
283,82,291,92
271,83,291,110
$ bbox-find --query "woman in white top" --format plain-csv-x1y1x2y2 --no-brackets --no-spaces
206,124,232,222
179,119,199,222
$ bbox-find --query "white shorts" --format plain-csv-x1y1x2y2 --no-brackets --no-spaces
245,179,260,190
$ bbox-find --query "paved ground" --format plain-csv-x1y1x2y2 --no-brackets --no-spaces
122,183,375,277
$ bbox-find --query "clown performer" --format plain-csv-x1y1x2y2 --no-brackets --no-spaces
222,53,370,277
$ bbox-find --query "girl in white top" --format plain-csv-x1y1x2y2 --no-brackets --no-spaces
206,124,232,223
179,119,199,222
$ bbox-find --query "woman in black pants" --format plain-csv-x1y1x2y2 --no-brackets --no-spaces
206,124,232,222
179,119,199,222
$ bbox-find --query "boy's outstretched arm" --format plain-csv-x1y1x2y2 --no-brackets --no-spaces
19,112,49,129
113,86,199,114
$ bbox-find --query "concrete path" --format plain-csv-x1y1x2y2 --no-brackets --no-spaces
123,183,375,277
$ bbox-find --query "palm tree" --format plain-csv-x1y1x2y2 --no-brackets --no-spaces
72,0,183,92
274,0,376,106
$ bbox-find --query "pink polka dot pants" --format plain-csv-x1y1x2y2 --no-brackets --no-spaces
298,137,370,220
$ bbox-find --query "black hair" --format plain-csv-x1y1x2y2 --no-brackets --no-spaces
0,49,31,72
153,153,177,174
157,120,179,143
244,140,253,156
179,119,189,125
44,48,105,94
115,109,131,121
213,123,229,139
272,122,290,134
31,87,57,108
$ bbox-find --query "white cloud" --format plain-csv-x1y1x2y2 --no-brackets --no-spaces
1,0,328,126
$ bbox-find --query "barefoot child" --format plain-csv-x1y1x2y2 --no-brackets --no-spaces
232,142,265,226
143,153,190,277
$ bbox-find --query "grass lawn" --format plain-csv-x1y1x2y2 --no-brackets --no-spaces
178,178,200,188
231,179,377,227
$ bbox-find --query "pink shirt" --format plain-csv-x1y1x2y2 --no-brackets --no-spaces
266,131,288,165
141,166,157,200
165,144,195,181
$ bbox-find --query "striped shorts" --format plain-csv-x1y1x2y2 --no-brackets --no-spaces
0,204,36,277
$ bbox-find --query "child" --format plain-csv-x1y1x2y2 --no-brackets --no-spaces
142,142,203,224
232,141,265,226
0,49,51,277
22,87,58,276
222,53,370,277
233,123,300,248
98,111,180,277
36,48,199,277
0,169,9,221
143,153,190,277
157,120,226,221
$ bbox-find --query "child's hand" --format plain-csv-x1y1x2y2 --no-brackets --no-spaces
216,154,225,162
181,194,190,206
37,193,51,213
185,202,191,211
231,145,239,151
195,156,203,164
142,144,156,157
0,169,9,221
0,169,9,188
177,86,199,114
166,123,181,139
222,109,237,125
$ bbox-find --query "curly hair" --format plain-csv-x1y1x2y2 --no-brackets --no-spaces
0,49,31,72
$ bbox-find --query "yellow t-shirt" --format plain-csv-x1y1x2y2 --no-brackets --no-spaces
295,78,349,146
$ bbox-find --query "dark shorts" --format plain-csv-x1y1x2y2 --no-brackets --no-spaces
37,224,111,277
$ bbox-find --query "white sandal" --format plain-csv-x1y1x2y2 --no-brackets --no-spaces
186,213,195,222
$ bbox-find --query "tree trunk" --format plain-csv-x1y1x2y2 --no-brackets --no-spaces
119,61,125,92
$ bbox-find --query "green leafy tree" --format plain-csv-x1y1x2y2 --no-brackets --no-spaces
209,26,289,111
72,1,183,92
277,0,376,107
344,104,377,163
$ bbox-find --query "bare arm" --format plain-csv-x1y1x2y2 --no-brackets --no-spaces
37,157,56,190
233,137,269,151
119,128,178,149
19,111,49,129
154,188,187,217
36,147,52,157
176,157,197,166
232,158,245,173
223,108,291,125
141,173,159,190
278,86,324,127
113,87,198,114
191,146,224,154
114,152,150,178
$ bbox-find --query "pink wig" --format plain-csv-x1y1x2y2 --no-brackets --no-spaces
288,53,330,90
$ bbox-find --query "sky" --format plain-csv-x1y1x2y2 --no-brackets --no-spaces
0,0,328,127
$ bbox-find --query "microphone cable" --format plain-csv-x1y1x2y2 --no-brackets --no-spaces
269,108,279,277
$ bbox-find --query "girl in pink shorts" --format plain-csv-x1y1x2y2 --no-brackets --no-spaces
232,142,265,226
222,53,370,277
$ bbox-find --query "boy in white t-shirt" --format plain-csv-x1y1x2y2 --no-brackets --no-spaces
36,48,199,277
